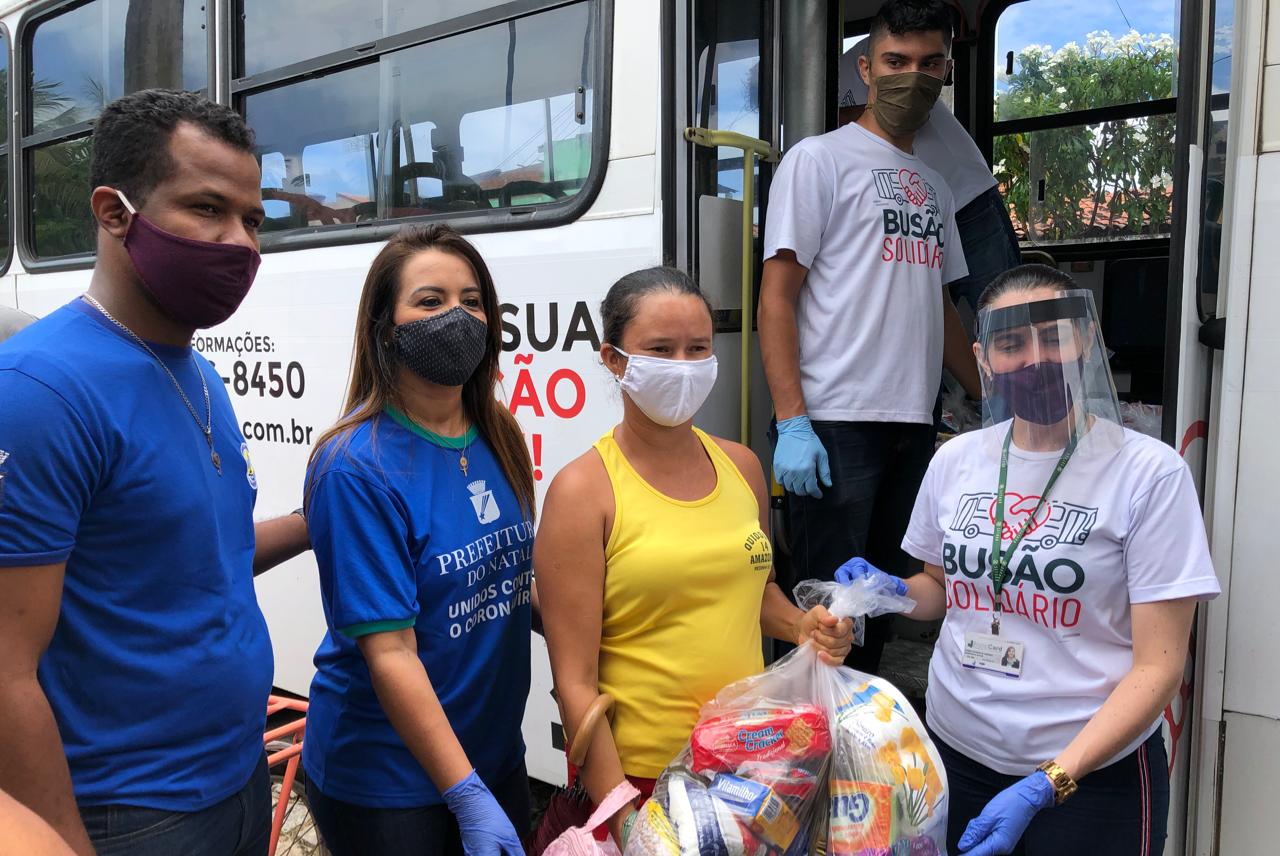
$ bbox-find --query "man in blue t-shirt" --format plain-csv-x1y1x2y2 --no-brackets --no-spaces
0,90,310,856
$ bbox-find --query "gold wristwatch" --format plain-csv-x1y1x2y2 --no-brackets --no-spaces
1036,760,1078,804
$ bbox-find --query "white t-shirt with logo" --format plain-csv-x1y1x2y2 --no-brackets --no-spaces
764,122,967,424
901,420,1220,774
837,40,998,209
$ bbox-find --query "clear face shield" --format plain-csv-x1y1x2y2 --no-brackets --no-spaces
975,289,1122,452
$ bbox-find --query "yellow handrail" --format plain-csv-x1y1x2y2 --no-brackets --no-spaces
683,127,781,444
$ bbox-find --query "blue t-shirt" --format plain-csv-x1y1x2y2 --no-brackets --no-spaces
302,409,532,807
0,300,273,810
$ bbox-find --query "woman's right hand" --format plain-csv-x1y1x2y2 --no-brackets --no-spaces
442,770,524,855
794,604,855,664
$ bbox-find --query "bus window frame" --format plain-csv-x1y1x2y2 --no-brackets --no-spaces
14,0,216,272
0,21,12,277
229,0,613,254
977,0,1179,260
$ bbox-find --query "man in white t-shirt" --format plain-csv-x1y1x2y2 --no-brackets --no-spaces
759,0,980,673
839,37,1022,314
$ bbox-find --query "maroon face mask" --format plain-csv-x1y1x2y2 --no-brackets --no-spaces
116,191,261,329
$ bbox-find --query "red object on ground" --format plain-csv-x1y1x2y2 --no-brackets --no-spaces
264,695,309,856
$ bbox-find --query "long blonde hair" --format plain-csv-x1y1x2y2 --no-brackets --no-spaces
307,224,535,517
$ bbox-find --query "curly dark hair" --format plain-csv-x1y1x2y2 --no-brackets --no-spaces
868,0,954,51
89,89,256,207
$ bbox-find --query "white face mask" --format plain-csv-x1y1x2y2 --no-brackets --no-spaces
612,347,719,427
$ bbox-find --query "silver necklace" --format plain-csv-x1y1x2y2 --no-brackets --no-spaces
81,294,221,474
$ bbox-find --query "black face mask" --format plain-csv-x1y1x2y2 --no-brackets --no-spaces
393,306,489,387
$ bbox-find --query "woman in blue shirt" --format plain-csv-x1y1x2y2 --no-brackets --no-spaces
302,224,536,855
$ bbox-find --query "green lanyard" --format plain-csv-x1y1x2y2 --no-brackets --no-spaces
988,427,1077,635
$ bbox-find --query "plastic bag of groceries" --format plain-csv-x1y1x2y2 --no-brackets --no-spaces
795,578,949,856
624,575,948,856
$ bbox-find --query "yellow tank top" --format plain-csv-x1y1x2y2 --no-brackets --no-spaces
594,427,773,778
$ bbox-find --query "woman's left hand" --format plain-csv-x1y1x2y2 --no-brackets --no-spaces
794,605,854,665
957,772,1056,855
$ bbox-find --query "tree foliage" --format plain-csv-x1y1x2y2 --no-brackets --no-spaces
993,31,1177,244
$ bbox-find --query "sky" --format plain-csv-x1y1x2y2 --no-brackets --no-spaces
996,0,1232,95
995,0,1177,59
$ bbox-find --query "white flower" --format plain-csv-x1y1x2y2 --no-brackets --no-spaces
1058,41,1083,59
1117,30,1142,52
1059,102,1069,110
1055,86,1067,94
1087,30,1114,54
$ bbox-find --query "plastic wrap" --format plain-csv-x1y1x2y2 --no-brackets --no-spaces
1118,401,1162,439
625,576,949,856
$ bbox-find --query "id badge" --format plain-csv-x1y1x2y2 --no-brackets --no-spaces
962,632,1025,678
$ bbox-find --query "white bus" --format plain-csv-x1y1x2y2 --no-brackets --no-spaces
0,0,1271,851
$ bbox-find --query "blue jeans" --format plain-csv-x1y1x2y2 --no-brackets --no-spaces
934,729,1170,855
778,420,936,674
948,185,1023,316
80,753,270,856
306,760,531,856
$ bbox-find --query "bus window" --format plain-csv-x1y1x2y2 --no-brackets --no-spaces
0,26,10,274
685,0,771,295
238,0,496,79
24,0,211,261
991,1,1177,245
239,2,601,239
249,64,380,230
1196,0,1232,314
689,0,770,211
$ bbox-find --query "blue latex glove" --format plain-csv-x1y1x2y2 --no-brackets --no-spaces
957,772,1056,856
443,770,525,856
773,416,832,498
835,557,908,596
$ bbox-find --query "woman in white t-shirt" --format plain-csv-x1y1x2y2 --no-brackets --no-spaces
846,264,1219,856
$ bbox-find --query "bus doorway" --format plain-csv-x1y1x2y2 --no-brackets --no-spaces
788,3,1226,855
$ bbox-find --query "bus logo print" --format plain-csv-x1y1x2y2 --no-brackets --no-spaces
468,480,500,524
990,492,1051,540
898,169,928,205
871,168,935,210
948,492,1099,551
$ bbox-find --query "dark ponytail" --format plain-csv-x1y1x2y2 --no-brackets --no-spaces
600,266,713,347
976,263,1075,312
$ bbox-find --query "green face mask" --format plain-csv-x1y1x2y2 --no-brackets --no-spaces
869,70,944,137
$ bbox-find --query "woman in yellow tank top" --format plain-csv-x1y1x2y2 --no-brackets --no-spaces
534,267,854,849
